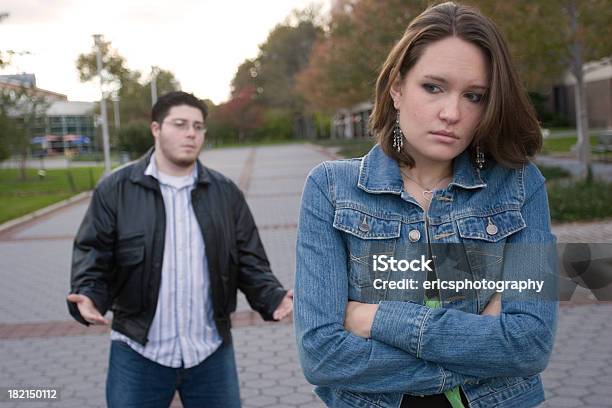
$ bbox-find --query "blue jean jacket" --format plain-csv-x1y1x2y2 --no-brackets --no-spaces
295,144,558,408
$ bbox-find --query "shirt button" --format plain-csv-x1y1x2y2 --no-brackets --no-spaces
408,229,421,242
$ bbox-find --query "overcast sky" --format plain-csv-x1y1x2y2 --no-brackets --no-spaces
0,0,329,104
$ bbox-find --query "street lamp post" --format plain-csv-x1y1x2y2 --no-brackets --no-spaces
93,34,111,175
112,93,120,131
151,66,159,107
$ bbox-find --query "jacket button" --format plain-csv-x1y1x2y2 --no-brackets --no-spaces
358,217,370,233
408,229,421,242
486,221,498,235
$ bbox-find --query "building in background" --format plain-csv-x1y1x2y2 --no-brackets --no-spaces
0,74,96,156
31,100,96,155
0,74,67,102
331,101,372,139
551,59,612,129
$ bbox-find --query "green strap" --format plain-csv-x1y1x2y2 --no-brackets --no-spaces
424,299,466,408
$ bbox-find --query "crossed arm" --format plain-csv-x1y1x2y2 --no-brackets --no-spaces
343,183,558,379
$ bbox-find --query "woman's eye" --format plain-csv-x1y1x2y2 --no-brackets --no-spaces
423,83,442,94
465,92,483,103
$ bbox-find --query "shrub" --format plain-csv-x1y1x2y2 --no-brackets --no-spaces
117,121,153,158
548,178,612,222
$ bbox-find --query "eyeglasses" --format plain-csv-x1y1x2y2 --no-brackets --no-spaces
162,119,206,134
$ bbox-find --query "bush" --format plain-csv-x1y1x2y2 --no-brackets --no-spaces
252,109,293,142
539,166,571,180
528,92,571,128
313,112,332,139
548,178,612,222
117,121,153,158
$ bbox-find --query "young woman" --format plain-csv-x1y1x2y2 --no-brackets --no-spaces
295,2,557,407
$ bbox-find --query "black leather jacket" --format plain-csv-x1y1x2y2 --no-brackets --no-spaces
68,150,287,345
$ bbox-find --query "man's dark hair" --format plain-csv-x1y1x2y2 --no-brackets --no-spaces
151,91,208,124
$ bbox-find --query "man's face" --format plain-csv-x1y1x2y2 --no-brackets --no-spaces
151,105,205,168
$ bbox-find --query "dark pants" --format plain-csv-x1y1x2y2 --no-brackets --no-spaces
106,340,241,408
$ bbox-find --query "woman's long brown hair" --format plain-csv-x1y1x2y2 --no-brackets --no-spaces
370,1,542,168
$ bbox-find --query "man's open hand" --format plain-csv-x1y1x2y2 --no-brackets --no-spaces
67,294,109,325
272,289,293,321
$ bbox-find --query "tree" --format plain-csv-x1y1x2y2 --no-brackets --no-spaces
213,85,264,143
0,92,21,160
227,8,323,140
75,40,180,142
0,11,13,160
0,85,49,179
0,11,40,167
117,121,153,158
0,12,10,68
76,39,129,85
296,0,427,112
470,0,612,179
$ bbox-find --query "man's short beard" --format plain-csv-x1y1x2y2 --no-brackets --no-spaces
169,155,197,168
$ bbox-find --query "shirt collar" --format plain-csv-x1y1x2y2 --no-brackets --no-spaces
145,153,197,190
357,144,486,194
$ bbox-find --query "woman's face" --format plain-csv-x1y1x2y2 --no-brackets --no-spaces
391,36,489,166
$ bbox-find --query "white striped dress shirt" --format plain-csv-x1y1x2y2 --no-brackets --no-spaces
111,156,222,368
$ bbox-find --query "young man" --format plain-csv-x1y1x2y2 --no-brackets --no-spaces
67,91,292,407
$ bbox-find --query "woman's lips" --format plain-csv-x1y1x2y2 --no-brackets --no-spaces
430,131,459,143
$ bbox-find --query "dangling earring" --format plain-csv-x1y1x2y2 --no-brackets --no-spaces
475,144,486,169
393,110,404,153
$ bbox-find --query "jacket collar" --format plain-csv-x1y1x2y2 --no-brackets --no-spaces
129,148,211,189
357,144,486,194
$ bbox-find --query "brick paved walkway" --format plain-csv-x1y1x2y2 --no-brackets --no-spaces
0,143,611,407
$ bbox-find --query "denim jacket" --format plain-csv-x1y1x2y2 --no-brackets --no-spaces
295,144,558,408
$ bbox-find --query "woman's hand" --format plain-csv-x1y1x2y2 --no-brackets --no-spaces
481,293,502,316
344,301,379,338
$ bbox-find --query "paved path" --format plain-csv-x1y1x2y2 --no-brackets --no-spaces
535,155,612,182
0,143,611,407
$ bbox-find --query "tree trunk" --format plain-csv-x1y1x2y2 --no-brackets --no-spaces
573,71,590,179
19,150,27,181
568,0,590,180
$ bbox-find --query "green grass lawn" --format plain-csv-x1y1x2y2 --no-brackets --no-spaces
0,167,105,224
541,135,600,154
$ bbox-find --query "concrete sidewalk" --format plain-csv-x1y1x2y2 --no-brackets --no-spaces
1,143,611,407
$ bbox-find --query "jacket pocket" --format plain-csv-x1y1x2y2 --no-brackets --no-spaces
484,374,538,393
333,207,400,288
112,245,145,313
456,209,525,243
456,210,525,311
456,210,525,270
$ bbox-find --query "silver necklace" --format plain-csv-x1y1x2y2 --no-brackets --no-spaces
400,167,452,201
